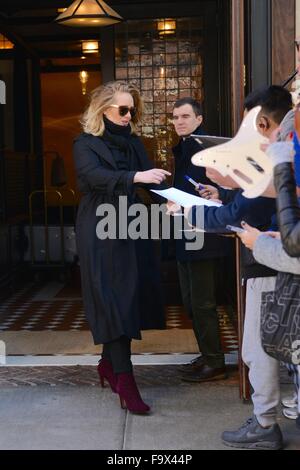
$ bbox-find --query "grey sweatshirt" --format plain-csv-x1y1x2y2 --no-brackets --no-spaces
253,235,300,275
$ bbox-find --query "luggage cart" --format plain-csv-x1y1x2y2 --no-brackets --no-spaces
24,187,77,281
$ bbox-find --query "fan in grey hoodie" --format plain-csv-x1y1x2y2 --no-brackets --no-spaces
238,111,300,427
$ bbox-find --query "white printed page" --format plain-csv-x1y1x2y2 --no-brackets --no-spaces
151,187,222,208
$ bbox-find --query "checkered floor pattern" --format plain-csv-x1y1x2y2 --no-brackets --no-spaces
0,282,239,354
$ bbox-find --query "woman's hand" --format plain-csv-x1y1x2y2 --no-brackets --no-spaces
134,169,171,185
197,184,219,201
237,221,261,251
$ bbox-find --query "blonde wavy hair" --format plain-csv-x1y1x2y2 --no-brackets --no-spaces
80,81,143,136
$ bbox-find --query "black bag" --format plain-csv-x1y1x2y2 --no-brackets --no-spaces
261,272,300,364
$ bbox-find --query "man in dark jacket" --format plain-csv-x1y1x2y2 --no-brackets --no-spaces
171,97,230,382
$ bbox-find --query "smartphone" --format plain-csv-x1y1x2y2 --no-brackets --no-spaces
226,225,245,233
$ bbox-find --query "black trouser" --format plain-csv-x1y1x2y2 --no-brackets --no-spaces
102,335,132,374
177,259,225,369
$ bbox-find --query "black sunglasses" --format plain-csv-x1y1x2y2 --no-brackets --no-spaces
109,104,137,118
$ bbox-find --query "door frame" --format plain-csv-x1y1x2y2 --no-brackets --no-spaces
230,0,245,133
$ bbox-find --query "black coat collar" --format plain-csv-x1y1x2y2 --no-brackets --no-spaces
172,125,204,160
80,133,118,169
77,132,151,172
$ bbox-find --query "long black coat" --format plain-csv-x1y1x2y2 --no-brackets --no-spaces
73,132,165,344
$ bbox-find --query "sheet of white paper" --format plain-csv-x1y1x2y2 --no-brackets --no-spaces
151,187,222,208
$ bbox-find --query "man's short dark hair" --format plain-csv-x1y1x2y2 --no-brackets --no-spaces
173,97,203,117
244,85,293,124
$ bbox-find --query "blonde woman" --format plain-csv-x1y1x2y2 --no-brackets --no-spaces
73,81,170,414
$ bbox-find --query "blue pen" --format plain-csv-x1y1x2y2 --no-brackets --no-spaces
184,175,205,191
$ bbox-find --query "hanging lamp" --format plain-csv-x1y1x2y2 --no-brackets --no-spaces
55,0,123,27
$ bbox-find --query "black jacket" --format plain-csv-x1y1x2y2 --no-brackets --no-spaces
190,189,277,280
172,126,231,261
274,162,300,257
73,132,165,344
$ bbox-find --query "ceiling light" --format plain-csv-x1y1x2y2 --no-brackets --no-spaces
0,34,14,50
55,0,123,27
81,40,99,54
157,19,176,36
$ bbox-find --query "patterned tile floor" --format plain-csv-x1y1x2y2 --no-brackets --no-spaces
0,364,293,389
0,282,239,355
0,365,240,388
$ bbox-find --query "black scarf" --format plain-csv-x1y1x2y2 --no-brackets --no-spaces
102,116,139,171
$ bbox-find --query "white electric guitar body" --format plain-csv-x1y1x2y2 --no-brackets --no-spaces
191,107,273,198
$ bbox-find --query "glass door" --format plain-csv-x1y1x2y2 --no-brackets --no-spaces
115,17,205,172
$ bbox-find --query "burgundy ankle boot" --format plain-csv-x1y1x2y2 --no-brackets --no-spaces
116,372,150,414
97,358,117,393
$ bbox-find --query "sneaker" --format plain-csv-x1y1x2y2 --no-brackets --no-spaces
281,393,298,408
177,355,205,373
222,416,283,450
282,406,299,420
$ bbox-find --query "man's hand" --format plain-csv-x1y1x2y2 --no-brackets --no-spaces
166,200,181,215
197,184,219,200
237,221,261,251
205,168,239,189
264,231,281,240
260,127,281,153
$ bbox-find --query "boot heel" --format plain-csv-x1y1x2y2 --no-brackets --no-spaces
97,359,117,393
100,375,105,388
119,396,126,409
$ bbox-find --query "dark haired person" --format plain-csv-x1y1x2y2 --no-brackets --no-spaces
203,85,294,192
245,85,293,133
170,97,230,382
